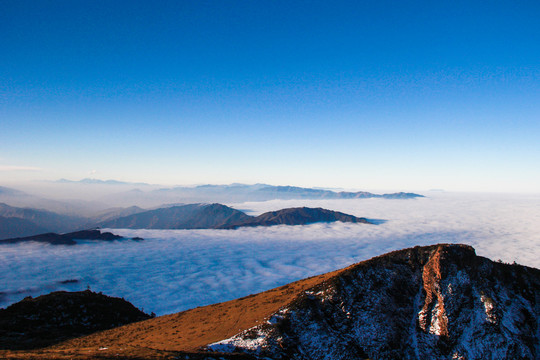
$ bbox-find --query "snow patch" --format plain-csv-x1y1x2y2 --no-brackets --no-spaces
480,295,497,324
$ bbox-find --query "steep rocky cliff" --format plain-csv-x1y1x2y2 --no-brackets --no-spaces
209,244,539,359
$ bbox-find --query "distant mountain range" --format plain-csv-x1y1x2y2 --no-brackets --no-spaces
100,183,424,207
4,244,537,359
0,204,373,241
100,204,373,230
0,183,422,238
56,178,151,186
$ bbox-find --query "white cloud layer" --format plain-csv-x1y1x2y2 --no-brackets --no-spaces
1,192,539,315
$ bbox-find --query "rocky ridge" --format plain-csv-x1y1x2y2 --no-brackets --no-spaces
208,244,539,359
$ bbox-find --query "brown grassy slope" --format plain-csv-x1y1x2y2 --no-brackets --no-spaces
50,268,346,353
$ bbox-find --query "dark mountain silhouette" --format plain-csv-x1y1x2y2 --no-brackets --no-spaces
0,229,128,246
100,203,251,229
2,244,538,359
0,203,87,239
221,207,373,229
0,290,151,350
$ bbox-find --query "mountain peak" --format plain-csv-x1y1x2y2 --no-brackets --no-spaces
207,243,538,359
46,243,539,360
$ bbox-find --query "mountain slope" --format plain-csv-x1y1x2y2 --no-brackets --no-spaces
0,216,49,240
41,244,539,360
100,203,251,229
221,207,372,229
88,205,146,224
0,203,87,239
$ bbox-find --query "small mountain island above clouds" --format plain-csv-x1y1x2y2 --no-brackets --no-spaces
2,244,537,359
0,229,141,246
100,204,373,230
220,207,372,229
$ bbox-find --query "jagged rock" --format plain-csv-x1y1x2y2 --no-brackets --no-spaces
208,244,539,359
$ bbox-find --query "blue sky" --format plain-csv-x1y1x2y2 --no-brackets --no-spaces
1,1,539,192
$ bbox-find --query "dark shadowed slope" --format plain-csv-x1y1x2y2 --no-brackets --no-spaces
8,244,533,360
0,229,128,245
85,206,146,225
0,290,151,350
0,216,49,240
221,207,373,229
0,203,86,239
100,203,251,229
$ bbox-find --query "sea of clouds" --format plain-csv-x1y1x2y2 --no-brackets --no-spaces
1,192,539,315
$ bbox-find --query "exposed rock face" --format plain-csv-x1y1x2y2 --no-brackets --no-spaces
221,207,372,229
0,290,151,350
208,244,539,359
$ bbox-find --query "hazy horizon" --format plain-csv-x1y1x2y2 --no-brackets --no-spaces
1,1,539,193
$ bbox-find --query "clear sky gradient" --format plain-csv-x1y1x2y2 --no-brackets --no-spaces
1,1,539,192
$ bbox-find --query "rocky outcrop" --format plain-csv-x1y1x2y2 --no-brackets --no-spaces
208,244,539,359
0,290,152,349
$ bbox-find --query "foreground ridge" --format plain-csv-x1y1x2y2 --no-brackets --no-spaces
208,244,539,359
